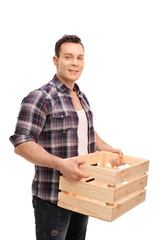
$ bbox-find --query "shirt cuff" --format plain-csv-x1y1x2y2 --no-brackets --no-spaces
9,133,36,147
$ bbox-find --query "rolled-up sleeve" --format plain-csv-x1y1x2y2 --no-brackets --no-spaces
9,90,47,147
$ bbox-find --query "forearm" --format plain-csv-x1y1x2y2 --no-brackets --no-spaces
95,131,114,152
14,141,63,170
14,141,89,180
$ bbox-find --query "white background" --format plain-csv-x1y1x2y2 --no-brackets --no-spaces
0,0,160,239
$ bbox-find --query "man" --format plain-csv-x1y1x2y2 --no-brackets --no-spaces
10,35,124,240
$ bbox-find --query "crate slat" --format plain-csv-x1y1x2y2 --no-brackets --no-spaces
102,151,148,165
114,174,148,202
59,176,115,203
59,174,148,204
58,190,146,222
112,189,146,220
80,164,117,185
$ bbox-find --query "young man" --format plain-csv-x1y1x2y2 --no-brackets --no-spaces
10,35,124,240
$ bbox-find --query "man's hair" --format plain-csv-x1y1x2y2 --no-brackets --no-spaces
55,34,84,57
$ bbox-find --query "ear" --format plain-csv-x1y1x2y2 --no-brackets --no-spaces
53,56,58,68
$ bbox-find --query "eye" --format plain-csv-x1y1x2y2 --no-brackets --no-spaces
65,56,70,59
78,56,84,60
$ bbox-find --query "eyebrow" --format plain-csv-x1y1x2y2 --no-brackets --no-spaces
64,53,84,57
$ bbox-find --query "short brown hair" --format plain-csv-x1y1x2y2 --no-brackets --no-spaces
55,34,84,57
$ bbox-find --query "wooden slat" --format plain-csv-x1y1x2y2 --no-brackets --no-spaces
114,174,148,202
58,189,146,222
77,151,149,185
59,174,148,204
59,176,115,203
66,151,149,167
112,189,146,221
115,161,149,184
80,160,149,186
80,164,117,185
58,192,113,222
102,151,148,165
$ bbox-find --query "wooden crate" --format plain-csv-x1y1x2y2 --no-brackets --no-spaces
58,151,149,222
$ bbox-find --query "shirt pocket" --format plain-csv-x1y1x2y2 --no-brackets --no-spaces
51,111,73,134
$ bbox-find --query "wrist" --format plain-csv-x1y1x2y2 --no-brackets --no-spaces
54,156,64,172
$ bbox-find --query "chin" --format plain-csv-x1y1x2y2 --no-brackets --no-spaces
68,75,80,82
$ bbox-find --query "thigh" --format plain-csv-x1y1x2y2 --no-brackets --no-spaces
65,212,89,240
32,196,72,240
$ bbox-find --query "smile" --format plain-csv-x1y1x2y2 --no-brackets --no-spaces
68,70,79,74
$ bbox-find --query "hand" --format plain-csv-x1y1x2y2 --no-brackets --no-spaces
60,157,89,181
110,149,125,167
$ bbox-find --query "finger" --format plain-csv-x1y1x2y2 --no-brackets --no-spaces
115,159,120,167
113,159,119,167
117,159,124,167
117,150,125,165
110,159,115,167
118,154,125,165
74,176,82,181
120,158,125,165
110,159,121,167
118,150,123,159
76,168,89,179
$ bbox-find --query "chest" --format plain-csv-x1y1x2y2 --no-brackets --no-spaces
45,92,93,132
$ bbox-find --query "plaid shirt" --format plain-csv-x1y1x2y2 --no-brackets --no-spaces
10,75,96,204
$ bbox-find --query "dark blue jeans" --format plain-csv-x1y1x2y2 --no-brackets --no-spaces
32,196,89,240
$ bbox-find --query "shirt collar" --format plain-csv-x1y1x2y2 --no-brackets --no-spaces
51,74,80,94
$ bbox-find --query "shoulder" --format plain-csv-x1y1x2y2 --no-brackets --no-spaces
22,80,58,109
22,90,46,106
39,80,58,100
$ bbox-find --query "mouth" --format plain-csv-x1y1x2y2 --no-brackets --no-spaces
68,69,79,74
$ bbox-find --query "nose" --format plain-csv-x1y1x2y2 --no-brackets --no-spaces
71,58,78,66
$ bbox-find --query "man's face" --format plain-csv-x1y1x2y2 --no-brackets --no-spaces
53,42,84,85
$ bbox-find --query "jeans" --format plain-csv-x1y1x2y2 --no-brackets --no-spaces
32,196,89,240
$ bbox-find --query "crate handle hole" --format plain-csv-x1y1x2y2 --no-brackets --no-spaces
85,178,95,183
91,163,100,166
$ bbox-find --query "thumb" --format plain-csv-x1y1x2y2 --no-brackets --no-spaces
77,168,89,178
77,159,86,166
77,159,89,178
